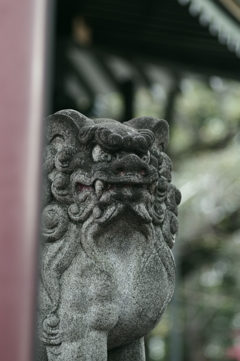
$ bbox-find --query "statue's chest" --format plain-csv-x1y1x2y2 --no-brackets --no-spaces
60,223,152,308
58,222,174,345
93,224,149,295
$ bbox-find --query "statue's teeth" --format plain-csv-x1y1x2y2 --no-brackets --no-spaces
95,180,104,199
149,181,157,194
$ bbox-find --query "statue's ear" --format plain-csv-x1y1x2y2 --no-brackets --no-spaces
45,109,94,148
54,109,94,128
124,116,169,152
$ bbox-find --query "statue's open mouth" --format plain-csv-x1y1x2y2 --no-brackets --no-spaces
77,180,158,200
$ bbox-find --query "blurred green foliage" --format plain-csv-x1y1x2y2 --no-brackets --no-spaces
134,76,240,361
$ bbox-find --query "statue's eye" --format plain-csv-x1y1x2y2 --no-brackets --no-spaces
141,151,150,164
92,144,112,162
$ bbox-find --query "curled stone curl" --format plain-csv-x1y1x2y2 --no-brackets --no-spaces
51,172,72,204
42,203,69,241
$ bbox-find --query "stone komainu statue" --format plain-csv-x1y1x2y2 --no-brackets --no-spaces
38,109,181,361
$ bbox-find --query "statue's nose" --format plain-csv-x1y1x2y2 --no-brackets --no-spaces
111,154,150,176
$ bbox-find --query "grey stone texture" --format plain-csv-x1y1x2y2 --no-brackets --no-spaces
38,110,181,361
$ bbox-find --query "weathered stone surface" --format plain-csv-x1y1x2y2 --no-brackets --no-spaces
37,110,181,361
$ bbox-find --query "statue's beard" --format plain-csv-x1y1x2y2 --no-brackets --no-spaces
68,182,156,226
69,184,157,278
92,184,155,225
93,199,154,225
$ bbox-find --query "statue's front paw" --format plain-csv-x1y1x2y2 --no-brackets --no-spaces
41,314,62,346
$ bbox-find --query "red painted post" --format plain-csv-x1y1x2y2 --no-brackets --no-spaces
0,0,49,360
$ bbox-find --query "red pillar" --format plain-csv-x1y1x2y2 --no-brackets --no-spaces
0,0,49,360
